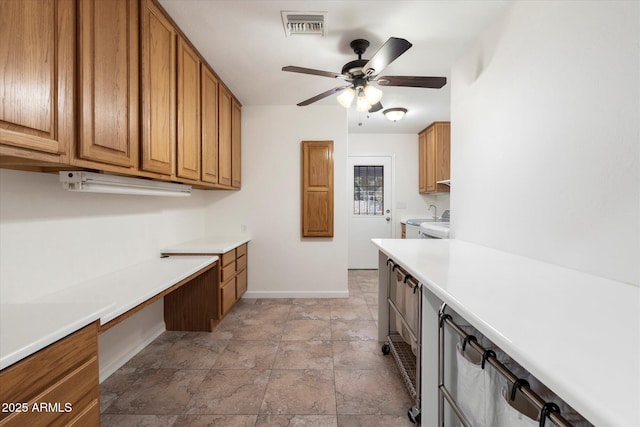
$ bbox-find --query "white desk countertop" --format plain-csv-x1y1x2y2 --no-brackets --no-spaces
371,238,639,427
1,255,217,370
0,302,111,370
161,235,250,255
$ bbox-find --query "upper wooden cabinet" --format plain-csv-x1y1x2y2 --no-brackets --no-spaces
231,99,242,188
0,0,241,190
217,87,241,189
419,122,450,194
141,0,176,176
77,0,139,168
218,85,232,187
418,131,427,193
0,0,74,159
301,140,334,238
201,66,219,184
177,37,201,181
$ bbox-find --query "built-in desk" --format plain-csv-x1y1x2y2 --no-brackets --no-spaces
1,255,217,368
0,255,217,425
161,235,250,322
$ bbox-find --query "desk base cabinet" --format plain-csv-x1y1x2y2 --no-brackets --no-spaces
161,242,249,328
164,264,218,332
0,322,100,427
219,243,248,318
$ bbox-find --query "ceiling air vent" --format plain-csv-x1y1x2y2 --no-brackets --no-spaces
281,11,327,37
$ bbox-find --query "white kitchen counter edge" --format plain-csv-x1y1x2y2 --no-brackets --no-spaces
371,238,639,427
160,235,250,255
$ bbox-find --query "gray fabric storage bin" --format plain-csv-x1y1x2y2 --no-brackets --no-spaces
455,342,496,427
493,385,539,427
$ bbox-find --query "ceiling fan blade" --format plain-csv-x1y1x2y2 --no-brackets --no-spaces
362,37,412,77
297,85,351,106
376,76,447,89
369,101,383,113
282,66,345,79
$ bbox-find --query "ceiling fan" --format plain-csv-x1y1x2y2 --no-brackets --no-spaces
282,37,447,113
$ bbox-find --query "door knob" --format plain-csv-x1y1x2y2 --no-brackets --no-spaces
386,217,391,222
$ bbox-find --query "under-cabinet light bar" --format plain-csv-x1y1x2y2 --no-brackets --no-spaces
59,171,192,197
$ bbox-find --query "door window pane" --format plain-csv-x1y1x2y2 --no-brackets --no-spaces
354,165,383,215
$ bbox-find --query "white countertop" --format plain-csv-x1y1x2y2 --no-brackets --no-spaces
371,238,639,427
0,302,111,369
161,235,250,255
1,255,217,370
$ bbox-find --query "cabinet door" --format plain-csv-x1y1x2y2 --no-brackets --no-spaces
425,126,436,193
236,269,247,299
419,122,451,194
218,86,232,186
141,0,176,175
201,66,219,183
220,279,236,316
0,0,74,155
177,37,201,180
418,131,427,193
435,122,451,193
231,99,242,188
301,140,334,237
77,0,138,167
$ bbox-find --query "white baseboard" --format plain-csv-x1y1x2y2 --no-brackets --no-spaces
243,290,350,299
98,322,165,383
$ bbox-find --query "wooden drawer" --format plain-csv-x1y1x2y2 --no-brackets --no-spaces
221,249,236,267
220,279,236,315
236,243,247,257
236,268,247,298
66,399,99,427
221,261,236,282
236,254,246,271
0,357,98,427
0,323,98,422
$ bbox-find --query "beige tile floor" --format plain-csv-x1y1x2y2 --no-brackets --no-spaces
100,270,416,427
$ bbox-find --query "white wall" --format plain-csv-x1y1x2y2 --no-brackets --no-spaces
348,133,451,237
0,169,209,301
0,168,209,378
451,1,639,285
202,105,349,297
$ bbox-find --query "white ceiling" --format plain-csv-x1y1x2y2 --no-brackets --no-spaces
159,0,511,134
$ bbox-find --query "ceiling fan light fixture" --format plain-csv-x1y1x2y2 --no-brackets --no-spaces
282,37,447,114
363,85,383,104
383,107,408,122
356,90,371,112
336,88,355,108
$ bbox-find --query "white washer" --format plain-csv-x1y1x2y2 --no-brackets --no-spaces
419,223,449,239
405,219,431,239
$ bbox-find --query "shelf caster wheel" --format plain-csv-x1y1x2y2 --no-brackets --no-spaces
407,406,421,424
381,343,390,355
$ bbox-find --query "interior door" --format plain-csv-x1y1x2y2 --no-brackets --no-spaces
348,156,392,269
